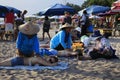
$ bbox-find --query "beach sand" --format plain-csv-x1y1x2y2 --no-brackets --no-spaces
0,27,120,80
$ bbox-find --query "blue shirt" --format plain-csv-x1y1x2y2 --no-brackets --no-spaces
16,32,40,55
50,30,72,49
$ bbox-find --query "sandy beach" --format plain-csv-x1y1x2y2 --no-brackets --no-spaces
0,27,120,80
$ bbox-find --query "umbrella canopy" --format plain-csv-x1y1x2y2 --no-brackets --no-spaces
86,5,110,14
5,6,21,14
0,5,9,17
0,5,21,18
38,4,76,16
79,5,110,15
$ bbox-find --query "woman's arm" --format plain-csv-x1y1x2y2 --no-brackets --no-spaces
59,31,67,49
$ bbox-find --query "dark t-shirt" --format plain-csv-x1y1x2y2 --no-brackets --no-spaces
63,16,72,25
43,20,50,32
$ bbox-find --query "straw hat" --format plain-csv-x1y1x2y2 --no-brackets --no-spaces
59,23,74,30
19,21,40,35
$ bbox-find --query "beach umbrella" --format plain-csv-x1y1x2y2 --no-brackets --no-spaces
0,5,9,17
86,5,110,14
5,6,21,14
79,5,110,15
38,4,76,16
78,9,86,16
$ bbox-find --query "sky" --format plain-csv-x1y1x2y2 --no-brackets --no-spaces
0,0,85,16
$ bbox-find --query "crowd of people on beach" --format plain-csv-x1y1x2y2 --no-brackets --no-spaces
0,10,119,67
0,9,28,41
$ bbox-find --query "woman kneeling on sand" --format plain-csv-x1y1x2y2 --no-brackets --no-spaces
41,23,82,57
0,56,58,66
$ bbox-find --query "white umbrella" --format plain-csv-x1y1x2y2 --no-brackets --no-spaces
89,15,102,19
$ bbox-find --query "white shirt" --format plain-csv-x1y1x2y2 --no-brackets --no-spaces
80,14,86,25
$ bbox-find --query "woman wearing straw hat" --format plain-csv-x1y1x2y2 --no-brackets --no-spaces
50,23,74,50
16,21,40,57
50,23,80,57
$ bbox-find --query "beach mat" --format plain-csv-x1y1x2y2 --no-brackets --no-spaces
0,62,68,70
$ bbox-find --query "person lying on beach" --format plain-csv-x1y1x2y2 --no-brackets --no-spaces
78,30,119,60
0,56,58,66
16,21,40,57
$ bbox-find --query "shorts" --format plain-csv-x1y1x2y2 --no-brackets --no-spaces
5,23,14,32
11,57,24,66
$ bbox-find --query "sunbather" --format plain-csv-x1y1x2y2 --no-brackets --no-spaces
0,56,58,66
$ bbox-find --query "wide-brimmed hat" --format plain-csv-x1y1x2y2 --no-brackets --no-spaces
59,23,74,30
19,21,40,35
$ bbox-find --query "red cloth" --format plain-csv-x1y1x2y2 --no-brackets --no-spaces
5,12,14,24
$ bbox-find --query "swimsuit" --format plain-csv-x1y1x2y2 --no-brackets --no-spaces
11,57,24,66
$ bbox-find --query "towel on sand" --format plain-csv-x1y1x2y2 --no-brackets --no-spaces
0,62,68,70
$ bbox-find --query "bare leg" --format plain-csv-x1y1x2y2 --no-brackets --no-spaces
57,50,78,57
42,32,45,41
47,32,51,40
0,57,13,66
29,57,57,66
